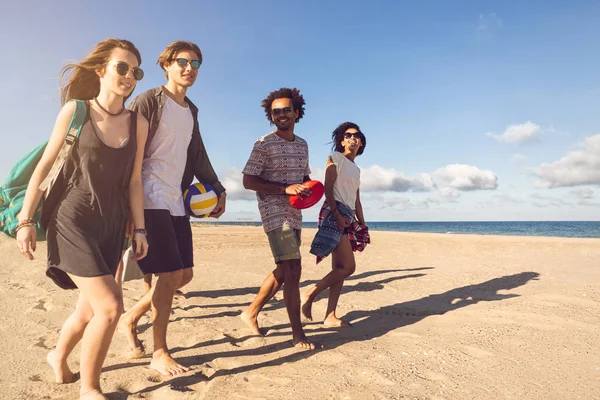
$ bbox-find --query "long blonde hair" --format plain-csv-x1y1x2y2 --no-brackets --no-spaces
60,38,142,105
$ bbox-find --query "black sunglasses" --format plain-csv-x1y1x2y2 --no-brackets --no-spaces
344,131,362,139
115,62,144,81
271,107,294,116
175,58,201,70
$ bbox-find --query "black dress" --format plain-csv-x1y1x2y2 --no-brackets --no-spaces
45,105,137,289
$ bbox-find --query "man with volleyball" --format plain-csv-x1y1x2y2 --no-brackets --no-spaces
240,87,315,350
119,41,227,376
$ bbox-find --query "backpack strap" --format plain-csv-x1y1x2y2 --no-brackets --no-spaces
39,100,87,192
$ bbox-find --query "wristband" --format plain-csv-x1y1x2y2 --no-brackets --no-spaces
133,228,147,235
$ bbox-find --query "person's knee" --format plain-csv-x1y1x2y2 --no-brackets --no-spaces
75,305,95,324
97,295,123,325
282,259,302,283
179,268,193,288
158,269,184,288
334,260,355,277
272,265,285,284
345,263,356,277
152,270,184,309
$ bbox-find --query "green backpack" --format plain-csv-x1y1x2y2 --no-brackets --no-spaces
0,100,87,240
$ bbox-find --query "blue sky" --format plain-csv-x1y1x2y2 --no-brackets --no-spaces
1,1,599,221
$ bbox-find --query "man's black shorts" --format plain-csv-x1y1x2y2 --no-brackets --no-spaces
136,209,194,275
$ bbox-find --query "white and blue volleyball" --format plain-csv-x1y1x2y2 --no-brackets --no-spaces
184,182,218,218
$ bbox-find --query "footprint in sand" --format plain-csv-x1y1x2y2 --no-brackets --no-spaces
33,333,54,350
201,363,218,378
211,356,243,370
311,350,350,365
147,374,162,383
9,281,27,290
240,336,266,348
31,298,53,312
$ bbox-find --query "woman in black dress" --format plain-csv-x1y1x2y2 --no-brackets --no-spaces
15,39,149,400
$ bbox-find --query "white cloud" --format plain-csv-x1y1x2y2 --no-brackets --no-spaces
486,122,542,145
569,188,595,199
363,193,443,212
360,164,497,193
413,196,440,209
221,168,257,201
532,134,600,188
364,193,413,210
439,187,461,201
511,154,527,163
432,164,498,191
360,165,434,192
530,193,572,208
491,194,525,204
577,199,600,207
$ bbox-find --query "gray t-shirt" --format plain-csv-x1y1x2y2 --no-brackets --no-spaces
242,132,311,232
142,96,193,216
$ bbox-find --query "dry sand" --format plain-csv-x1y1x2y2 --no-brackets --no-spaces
0,226,598,400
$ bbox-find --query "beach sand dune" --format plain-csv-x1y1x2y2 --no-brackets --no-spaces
0,226,598,399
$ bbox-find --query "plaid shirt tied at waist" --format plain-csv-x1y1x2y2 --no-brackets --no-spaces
309,200,370,264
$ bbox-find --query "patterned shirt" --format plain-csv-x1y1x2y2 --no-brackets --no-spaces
242,132,311,232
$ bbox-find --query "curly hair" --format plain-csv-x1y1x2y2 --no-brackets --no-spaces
261,87,306,124
332,122,367,156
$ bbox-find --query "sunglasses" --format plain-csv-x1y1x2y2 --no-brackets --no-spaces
271,107,294,116
344,132,362,139
115,62,144,81
175,58,201,70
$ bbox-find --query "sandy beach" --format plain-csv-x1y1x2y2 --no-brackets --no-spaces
0,226,598,400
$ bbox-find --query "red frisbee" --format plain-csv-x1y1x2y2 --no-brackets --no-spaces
289,180,324,209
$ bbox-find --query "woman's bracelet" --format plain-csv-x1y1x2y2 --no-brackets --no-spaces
17,218,35,227
15,221,35,232
133,228,147,235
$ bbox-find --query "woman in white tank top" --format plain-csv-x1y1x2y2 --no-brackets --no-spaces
303,122,368,327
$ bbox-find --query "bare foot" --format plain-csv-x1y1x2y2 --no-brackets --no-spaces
300,293,313,321
324,317,352,328
150,350,190,377
292,335,316,350
240,310,263,336
80,389,108,399
47,350,74,384
117,316,145,354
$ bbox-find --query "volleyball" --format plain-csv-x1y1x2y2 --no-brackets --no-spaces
184,182,218,218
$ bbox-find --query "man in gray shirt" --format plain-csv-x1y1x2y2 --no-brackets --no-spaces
120,41,226,376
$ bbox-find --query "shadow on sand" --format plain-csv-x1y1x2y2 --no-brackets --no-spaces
105,271,539,397
173,269,430,322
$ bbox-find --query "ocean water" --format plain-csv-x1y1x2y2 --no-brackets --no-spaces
193,221,600,238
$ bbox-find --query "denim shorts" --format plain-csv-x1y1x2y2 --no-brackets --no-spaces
266,224,302,263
